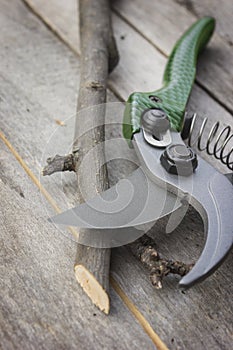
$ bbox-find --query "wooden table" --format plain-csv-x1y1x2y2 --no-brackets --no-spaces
0,0,232,349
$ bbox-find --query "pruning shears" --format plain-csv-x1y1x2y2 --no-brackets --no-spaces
50,17,233,288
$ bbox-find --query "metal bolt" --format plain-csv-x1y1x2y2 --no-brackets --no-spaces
169,144,192,159
160,144,198,176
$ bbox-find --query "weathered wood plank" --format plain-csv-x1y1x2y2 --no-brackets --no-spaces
23,0,80,52
174,0,233,45
0,143,156,350
112,244,233,349
0,1,158,348
1,0,232,349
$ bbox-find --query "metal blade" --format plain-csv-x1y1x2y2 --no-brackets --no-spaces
179,172,233,288
49,167,182,248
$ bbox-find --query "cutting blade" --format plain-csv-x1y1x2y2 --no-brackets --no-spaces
49,167,182,248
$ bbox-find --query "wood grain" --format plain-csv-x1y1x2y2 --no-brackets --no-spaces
0,143,156,350
0,1,157,348
174,0,233,45
1,0,232,348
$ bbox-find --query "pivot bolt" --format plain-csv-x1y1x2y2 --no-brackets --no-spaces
141,108,170,136
160,144,198,176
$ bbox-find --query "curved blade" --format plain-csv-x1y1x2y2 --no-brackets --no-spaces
50,168,181,229
179,172,233,288
49,167,182,247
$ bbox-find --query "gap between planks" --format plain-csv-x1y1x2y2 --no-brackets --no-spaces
21,0,126,105
110,276,169,350
0,129,169,350
22,0,80,57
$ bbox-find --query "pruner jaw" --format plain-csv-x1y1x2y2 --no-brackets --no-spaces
133,129,233,288
50,118,233,287
179,171,233,289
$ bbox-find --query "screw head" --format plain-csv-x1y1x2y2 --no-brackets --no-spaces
149,95,162,103
160,144,198,176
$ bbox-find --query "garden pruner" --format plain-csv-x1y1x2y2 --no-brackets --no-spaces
50,17,233,288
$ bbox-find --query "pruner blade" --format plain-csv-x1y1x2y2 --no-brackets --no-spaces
50,167,182,248
179,171,233,288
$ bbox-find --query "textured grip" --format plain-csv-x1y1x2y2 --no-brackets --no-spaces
123,17,215,142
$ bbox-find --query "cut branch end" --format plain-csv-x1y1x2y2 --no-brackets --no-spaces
75,265,110,314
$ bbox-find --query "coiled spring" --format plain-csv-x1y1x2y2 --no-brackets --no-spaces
185,113,233,171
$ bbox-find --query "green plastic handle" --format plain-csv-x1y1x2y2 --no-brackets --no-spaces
123,17,215,142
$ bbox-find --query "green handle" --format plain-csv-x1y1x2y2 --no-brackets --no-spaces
123,17,215,142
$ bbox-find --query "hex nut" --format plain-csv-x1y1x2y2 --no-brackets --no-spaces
160,144,198,176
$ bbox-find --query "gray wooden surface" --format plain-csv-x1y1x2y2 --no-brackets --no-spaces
0,0,232,349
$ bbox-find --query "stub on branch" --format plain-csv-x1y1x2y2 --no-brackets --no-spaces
42,154,75,176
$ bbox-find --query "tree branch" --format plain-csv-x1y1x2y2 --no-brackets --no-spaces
71,0,117,314
129,235,194,289
42,0,119,314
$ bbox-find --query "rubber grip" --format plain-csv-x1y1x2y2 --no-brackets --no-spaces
123,17,215,142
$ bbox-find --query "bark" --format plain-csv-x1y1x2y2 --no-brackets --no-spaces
129,235,194,289
72,0,119,314
42,0,119,314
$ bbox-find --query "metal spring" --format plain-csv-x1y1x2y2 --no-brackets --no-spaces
186,113,233,171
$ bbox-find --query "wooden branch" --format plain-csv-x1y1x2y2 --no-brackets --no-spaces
72,0,118,314
129,235,194,289
42,0,119,314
